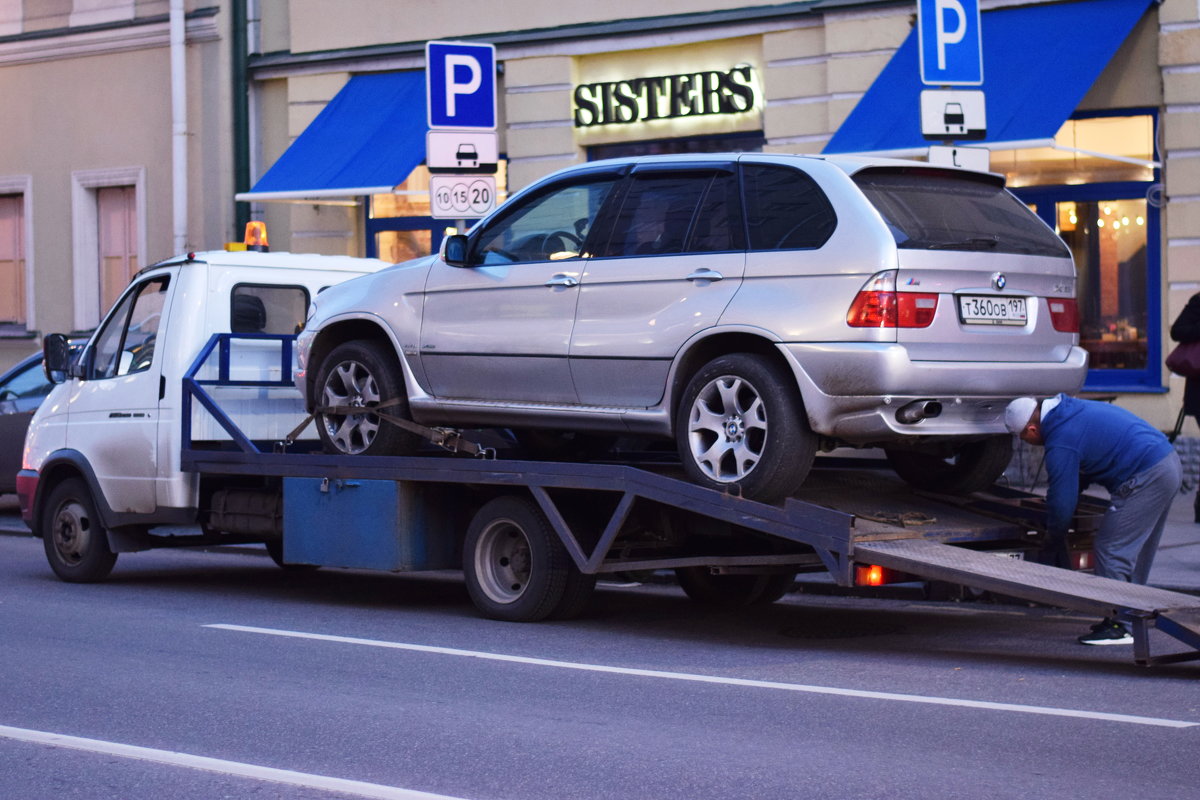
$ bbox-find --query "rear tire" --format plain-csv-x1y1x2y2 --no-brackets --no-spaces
41,478,117,583
885,436,1013,494
463,495,593,622
314,340,418,457
675,567,786,608
676,354,816,503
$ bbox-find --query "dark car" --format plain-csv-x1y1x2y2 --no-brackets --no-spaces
0,351,55,494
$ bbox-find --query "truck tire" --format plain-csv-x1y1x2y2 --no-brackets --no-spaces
314,340,418,457
676,354,817,504
885,436,1013,495
464,495,592,622
41,478,117,583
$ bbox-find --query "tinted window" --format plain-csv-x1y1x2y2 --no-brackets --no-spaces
689,171,746,252
601,174,708,257
0,360,51,400
475,177,618,265
742,164,837,250
231,284,309,335
90,275,169,380
853,168,1069,257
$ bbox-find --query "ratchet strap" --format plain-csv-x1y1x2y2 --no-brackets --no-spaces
282,399,494,458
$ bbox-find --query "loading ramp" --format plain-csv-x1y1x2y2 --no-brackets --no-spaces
855,538,1200,666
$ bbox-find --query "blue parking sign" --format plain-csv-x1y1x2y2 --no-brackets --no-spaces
917,0,983,86
426,41,497,129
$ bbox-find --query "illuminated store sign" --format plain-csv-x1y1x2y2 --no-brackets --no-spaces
573,65,757,128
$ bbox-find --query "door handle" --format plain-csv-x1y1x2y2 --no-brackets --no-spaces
686,269,724,282
546,274,579,288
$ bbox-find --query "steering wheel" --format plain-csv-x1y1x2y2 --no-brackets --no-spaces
540,230,583,258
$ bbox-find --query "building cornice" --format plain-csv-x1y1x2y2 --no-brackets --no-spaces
0,7,220,67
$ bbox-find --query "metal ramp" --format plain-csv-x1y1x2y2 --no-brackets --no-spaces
856,539,1200,666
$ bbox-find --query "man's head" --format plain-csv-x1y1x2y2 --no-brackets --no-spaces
1005,397,1044,445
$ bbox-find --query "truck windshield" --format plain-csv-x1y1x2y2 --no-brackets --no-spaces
853,168,1068,258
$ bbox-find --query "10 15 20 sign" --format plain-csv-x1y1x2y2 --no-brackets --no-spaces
573,65,756,127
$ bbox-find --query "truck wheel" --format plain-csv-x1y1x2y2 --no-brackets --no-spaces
41,478,117,583
464,495,591,622
676,354,816,504
885,436,1013,494
675,567,778,608
314,340,418,456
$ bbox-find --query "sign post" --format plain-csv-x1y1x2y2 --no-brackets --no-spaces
917,0,986,164
425,41,498,223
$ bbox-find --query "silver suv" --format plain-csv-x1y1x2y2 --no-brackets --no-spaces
296,154,1086,502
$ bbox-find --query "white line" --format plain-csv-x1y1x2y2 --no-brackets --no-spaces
0,724,468,800
207,624,1198,730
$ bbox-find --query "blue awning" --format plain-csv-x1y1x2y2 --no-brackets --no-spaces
239,71,427,201
823,0,1153,155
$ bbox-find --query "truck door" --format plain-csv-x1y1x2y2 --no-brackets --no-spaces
66,274,172,514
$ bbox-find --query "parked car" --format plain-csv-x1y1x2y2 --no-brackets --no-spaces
296,153,1087,502
0,350,56,494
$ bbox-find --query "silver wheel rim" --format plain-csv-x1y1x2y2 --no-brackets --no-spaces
473,518,532,605
320,359,382,455
687,374,767,483
52,499,93,566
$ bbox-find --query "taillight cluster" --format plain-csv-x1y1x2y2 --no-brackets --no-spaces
1048,298,1079,332
846,270,938,328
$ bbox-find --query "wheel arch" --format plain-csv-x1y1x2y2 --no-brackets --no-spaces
668,331,791,421
305,317,408,411
29,452,107,539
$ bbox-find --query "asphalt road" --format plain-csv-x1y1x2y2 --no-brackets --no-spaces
1,530,1197,800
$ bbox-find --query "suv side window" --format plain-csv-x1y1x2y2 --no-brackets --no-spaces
601,171,744,257
475,177,619,265
742,164,837,250
231,284,310,335
89,275,169,380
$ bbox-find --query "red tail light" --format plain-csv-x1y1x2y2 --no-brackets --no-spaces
847,271,938,328
1048,298,1079,333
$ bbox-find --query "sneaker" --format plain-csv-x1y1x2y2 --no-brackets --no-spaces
1078,618,1133,645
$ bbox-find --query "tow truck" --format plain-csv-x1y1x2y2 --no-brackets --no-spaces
21,230,1200,668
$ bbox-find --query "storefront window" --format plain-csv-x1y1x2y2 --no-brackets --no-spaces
1006,111,1160,392
368,162,508,263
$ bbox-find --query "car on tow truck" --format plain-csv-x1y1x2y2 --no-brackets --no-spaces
295,153,1087,502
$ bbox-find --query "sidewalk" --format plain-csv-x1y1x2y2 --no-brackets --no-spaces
1147,487,1200,594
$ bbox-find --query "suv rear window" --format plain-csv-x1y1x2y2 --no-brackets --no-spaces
853,168,1068,257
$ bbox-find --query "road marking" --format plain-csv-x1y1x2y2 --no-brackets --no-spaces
0,724,468,800
206,624,1198,730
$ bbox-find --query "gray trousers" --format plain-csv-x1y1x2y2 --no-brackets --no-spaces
1094,450,1183,584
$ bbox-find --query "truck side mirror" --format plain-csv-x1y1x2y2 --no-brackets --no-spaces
43,333,72,384
443,234,470,267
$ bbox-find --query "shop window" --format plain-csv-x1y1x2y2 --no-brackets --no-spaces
1008,111,1160,392
587,131,765,161
0,194,25,325
368,162,507,263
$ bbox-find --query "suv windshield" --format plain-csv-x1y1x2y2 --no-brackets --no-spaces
853,168,1068,257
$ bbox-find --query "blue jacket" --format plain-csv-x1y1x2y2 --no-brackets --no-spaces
1041,394,1174,536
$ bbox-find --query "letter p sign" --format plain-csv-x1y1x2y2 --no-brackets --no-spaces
917,0,983,86
426,41,497,130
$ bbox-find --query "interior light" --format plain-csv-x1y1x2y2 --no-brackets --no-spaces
1069,214,1077,224
1113,221,1121,230
1137,216,1145,225
1097,219,1105,227
1103,205,1112,215
1121,217,1130,226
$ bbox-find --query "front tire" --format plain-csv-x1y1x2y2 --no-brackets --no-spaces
885,436,1013,494
676,354,816,503
314,340,417,456
463,495,594,622
41,478,117,583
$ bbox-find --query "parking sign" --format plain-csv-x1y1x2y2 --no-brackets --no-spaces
426,41,497,130
917,0,983,86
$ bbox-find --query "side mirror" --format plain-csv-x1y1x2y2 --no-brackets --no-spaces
43,333,72,384
443,234,470,267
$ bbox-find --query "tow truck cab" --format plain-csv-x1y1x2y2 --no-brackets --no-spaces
20,244,388,539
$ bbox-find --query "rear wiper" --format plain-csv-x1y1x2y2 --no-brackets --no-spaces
927,237,999,251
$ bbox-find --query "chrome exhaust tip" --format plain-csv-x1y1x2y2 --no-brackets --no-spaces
896,399,943,424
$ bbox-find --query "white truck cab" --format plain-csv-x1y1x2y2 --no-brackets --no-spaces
20,245,387,578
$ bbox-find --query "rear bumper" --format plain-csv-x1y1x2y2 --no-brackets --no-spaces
779,343,1089,442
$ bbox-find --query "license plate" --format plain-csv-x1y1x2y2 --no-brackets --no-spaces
958,295,1028,326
